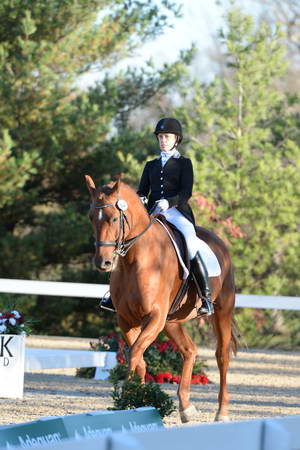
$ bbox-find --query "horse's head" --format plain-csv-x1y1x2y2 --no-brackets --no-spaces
85,175,129,271
86,174,149,272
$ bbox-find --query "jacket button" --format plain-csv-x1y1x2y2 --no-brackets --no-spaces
160,177,163,180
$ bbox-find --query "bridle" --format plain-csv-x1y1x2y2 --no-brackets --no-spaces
91,199,156,257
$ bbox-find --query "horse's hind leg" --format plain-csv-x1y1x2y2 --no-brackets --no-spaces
213,290,235,422
164,322,198,422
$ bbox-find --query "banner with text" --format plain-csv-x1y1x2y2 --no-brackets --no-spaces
0,407,163,448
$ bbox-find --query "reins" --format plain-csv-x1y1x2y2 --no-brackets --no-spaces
92,200,157,257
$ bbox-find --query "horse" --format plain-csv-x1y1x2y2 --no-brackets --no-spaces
85,175,238,423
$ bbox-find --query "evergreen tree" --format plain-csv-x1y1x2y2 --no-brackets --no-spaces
178,8,300,296
0,0,191,277
0,0,193,335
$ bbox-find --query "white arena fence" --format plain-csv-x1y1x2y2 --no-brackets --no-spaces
0,278,299,374
25,348,116,378
1,278,300,310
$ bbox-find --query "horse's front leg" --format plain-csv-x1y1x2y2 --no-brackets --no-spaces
164,322,198,423
118,316,147,381
129,305,168,376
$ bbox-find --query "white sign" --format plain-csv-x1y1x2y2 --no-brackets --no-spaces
0,334,26,398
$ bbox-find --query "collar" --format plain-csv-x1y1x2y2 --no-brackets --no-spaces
157,149,181,160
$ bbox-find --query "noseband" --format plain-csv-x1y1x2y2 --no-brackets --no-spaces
92,199,156,257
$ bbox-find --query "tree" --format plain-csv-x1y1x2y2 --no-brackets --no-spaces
0,130,38,209
0,0,190,275
0,0,194,336
255,0,300,92
177,8,300,296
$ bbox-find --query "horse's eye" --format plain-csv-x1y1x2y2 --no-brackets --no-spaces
112,217,118,223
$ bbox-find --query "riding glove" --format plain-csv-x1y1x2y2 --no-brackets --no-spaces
156,199,169,211
150,199,170,215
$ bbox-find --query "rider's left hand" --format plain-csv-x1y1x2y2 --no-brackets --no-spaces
151,199,169,215
156,199,169,211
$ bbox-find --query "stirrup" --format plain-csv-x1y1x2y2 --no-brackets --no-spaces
197,298,214,317
100,293,116,313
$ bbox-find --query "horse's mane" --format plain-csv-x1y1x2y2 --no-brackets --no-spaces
119,182,140,200
99,181,142,208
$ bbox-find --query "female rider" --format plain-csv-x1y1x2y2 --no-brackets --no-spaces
101,117,220,316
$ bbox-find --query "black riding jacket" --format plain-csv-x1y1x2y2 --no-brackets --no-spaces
137,154,195,225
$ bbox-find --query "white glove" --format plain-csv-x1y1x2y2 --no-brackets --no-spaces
156,199,169,211
150,199,169,216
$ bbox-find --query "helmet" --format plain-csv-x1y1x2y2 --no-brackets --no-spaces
154,117,183,143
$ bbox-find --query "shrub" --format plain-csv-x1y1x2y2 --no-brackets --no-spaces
110,373,176,418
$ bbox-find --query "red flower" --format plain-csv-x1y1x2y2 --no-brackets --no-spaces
162,371,172,382
191,374,209,385
116,352,126,364
170,341,178,351
154,373,164,383
171,375,181,384
191,375,200,384
158,342,168,353
145,373,155,382
107,333,118,339
200,374,209,385
152,339,178,353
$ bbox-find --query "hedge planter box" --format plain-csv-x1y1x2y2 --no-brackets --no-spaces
0,334,26,398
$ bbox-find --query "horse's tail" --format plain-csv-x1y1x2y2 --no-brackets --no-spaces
211,316,240,356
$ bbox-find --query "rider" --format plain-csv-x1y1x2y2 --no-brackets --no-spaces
100,117,216,316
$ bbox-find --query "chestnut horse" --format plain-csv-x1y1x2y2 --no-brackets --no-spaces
85,175,238,423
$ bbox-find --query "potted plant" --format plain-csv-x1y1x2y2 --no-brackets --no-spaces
0,308,32,398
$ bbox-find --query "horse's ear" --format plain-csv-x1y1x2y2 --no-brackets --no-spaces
85,175,96,198
111,174,122,194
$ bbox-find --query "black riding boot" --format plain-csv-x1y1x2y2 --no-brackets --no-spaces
191,252,214,317
100,296,116,313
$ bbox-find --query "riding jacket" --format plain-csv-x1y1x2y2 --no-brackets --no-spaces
137,154,195,225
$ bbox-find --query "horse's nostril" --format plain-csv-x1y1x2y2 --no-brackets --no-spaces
94,258,112,271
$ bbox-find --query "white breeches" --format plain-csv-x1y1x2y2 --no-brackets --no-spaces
162,208,221,277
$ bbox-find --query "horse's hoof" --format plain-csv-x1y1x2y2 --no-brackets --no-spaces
214,413,230,422
179,405,198,423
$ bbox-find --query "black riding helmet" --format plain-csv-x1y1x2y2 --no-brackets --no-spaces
154,117,183,144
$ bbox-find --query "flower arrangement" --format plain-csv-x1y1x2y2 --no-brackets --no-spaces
91,333,210,385
0,309,32,335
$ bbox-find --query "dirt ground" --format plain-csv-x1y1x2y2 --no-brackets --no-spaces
1,336,300,427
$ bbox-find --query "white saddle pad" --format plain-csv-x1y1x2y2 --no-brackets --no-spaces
156,218,221,278
197,239,221,277
162,208,221,277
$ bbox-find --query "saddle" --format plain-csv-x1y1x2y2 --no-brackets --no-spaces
156,215,193,319
156,215,190,278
